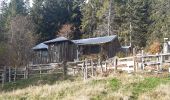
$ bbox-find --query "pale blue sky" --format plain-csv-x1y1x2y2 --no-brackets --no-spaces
0,0,33,7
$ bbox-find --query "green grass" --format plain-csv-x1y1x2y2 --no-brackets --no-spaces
89,79,108,100
91,79,107,85
0,74,170,100
109,78,120,91
90,78,120,100
131,77,170,99
0,73,64,92
90,91,107,100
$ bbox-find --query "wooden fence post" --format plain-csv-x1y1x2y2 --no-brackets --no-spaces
39,65,42,78
24,66,28,79
24,67,26,79
9,67,11,82
133,56,137,72
160,55,163,71
14,67,17,82
141,50,145,70
2,72,4,88
4,66,6,83
26,65,29,79
106,62,108,72
135,61,138,72
73,68,75,76
114,57,118,73
157,55,159,72
100,59,103,74
91,59,94,77
82,61,85,76
83,59,88,80
83,59,86,81
63,61,67,79
85,59,88,79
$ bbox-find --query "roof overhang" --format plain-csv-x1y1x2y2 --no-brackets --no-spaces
32,43,48,50
44,37,69,44
72,35,117,46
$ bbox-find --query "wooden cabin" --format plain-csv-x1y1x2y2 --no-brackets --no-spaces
32,43,49,64
72,35,121,59
44,37,77,63
32,35,121,64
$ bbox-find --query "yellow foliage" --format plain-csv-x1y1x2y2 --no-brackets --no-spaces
148,41,161,54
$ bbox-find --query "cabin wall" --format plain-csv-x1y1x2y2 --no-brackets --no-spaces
81,45,100,55
104,38,121,58
78,38,121,59
33,50,49,64
48,41,77,63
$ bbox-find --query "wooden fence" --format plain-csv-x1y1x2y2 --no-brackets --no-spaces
0,53,170,85
0,63,64,85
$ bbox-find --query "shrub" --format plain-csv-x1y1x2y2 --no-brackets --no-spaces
148,41,161,54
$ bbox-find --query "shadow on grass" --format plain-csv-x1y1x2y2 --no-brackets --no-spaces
0,73,76,92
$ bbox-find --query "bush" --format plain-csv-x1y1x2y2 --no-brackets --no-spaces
148,41,161,54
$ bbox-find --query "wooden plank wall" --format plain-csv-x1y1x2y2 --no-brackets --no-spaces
78,38,121,59
103,38,121,58
48,41,77,63
33,50,49,64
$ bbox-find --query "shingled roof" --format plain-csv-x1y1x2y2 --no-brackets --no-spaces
32,43,48,50
44,37,68,44
72,35,117,45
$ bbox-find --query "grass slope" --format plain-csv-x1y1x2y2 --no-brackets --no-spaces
0,73,65,92
131,77,170,99
0,74,169,100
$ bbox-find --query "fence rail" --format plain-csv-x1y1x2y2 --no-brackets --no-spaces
0,53,170,86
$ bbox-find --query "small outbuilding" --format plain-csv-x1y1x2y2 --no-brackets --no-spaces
72,35,121,59
44,37,77,63
32,43,49,64
163,40,170,53
121,46,132,56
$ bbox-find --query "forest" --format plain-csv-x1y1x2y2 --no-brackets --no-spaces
0,0,170,67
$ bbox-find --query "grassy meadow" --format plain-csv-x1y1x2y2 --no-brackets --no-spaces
0,73,170,100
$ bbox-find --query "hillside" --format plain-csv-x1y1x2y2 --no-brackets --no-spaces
0,74,170,100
